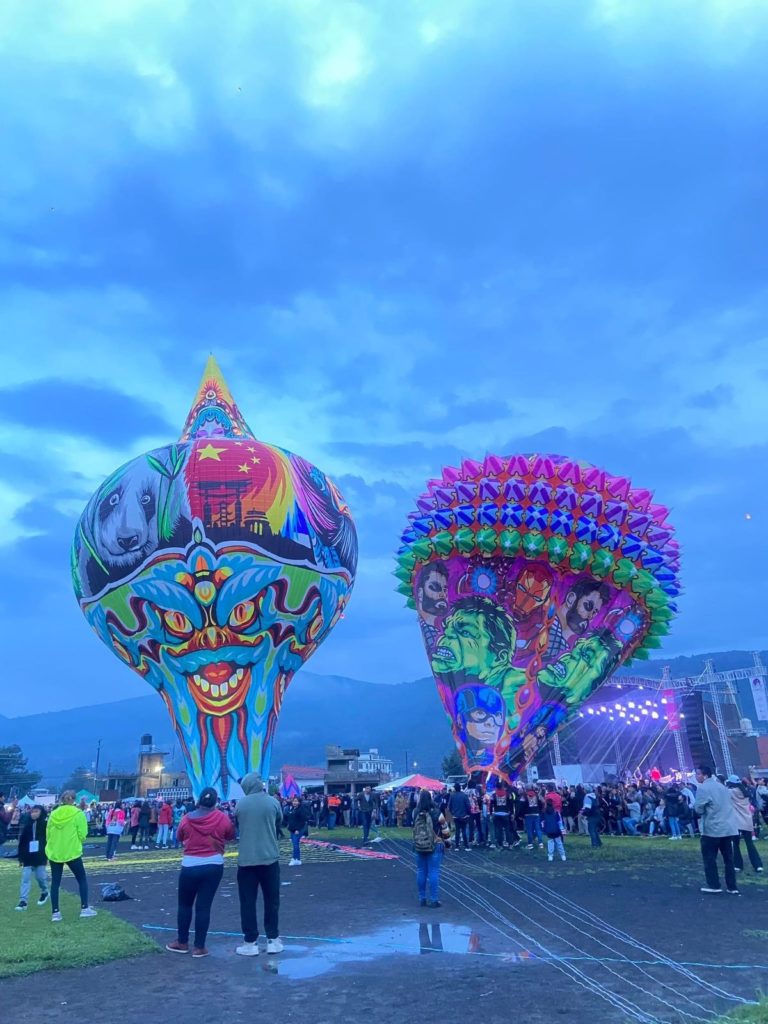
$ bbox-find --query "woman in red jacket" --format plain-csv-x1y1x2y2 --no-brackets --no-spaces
156,802,173,849
166,788,235,958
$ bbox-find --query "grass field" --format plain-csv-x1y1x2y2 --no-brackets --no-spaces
716,1000,768,1023
0,860,156,978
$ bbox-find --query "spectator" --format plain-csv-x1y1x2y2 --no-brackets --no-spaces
166,788,235,957
541,799,567,863
235,774,284,957
105,801,125,860
157,801,173,849
15,805,49,911
413,789,450,908
694,766,739,895
358,786,377,845
726,776,764,876
581,786,602,848
46,790,97,922
447,783,472,851
285,796,309,867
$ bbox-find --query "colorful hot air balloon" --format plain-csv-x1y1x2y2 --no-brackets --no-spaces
72,357,357,796
396,455,679,783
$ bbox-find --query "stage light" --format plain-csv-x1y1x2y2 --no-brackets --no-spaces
645,700,652,706
641,709,648,715
651,712,659,719
600,706,607,712
628,701,635,708
615,703,621,710
619,711,626,718
661,698,667,704
588,708,595,715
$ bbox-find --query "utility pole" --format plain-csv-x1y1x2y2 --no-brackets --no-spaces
404,750,409,776
94,739,102,777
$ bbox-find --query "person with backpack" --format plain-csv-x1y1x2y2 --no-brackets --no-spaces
105,802,126,860
413,789,450,908
541,799,567,863
15,805,49,911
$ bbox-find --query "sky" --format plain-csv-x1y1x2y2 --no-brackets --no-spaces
1,0,767,716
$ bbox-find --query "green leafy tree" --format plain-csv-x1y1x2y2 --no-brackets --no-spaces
441,749,464,778
0,745,42,795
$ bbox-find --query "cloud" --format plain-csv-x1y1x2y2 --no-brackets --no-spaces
0,379,174,445
0,0,767,711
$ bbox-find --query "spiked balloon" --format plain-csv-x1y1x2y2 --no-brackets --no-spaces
397,454,679,784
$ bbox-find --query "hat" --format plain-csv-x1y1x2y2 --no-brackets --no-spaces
726,774,741,786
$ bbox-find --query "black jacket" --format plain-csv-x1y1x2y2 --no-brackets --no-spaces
17,815,48,867
285,803,310,834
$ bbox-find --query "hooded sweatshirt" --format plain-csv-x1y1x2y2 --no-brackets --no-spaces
176,807,235,865
236,773,282,866
729,787,755,833
46,805,87,863
18,813,48,867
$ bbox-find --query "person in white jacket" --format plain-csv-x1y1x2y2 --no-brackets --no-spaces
694,766,739,895
726,776,764,875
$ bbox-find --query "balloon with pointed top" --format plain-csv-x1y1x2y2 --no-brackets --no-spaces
72,357,357,796
396,454,679,784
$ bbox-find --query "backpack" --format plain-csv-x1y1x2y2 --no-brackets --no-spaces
413,811,437,854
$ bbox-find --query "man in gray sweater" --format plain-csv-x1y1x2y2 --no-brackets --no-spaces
235,774,284,956
694,766,739,895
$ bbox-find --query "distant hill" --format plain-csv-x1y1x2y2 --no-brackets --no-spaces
1,650,764,785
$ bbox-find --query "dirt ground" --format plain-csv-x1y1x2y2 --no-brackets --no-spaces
3,835,766,1024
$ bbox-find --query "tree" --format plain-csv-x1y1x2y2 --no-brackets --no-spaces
0,745,42,796
441,749,464,778
61,766,94,794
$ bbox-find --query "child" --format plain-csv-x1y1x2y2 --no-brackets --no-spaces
541,799,567,863
16,805,49,910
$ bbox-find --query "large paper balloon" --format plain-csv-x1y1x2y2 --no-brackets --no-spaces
72,357,356,796
396,455,679,783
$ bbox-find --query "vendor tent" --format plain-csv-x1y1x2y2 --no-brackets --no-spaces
75,789,99,804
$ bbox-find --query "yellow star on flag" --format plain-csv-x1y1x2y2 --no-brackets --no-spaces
251,456,260,464
238,463,250,473
197,443,226,461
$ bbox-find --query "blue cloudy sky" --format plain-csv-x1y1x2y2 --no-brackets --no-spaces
2,0,767,715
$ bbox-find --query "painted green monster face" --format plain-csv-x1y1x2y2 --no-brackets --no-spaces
432,609,496,678
537,634,613,705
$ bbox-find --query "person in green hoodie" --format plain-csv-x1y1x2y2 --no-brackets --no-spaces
46,790,97,921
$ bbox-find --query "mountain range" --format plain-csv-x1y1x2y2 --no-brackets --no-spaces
0,650,764,784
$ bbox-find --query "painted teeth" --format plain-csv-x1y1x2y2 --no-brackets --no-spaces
211,684,220,698
220,681,229,697
236,668,244,680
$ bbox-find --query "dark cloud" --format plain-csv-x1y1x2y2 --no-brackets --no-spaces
687,385,734,410
0,379,174,445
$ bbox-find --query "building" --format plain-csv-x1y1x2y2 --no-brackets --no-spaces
96,734,191,801
325,745,393,794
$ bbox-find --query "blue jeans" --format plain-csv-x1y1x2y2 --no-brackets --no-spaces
416,845,444,902
20,865,48,901
106,832,121,859
622,817,639,836
291,832,301,861
669,817,681,837
328,812,336,829
525,814,543,845
587,816,602,847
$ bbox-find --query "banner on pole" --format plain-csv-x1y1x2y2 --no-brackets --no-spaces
750,676,768,722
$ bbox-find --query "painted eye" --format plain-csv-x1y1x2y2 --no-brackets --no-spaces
230,601,255,628
109,492,120,506
163,611,194,637
141,493,152,505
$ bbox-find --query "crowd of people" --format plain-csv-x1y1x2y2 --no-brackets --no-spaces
2,768,766,953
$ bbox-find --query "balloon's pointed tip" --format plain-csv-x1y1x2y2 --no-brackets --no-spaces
179,355,257,442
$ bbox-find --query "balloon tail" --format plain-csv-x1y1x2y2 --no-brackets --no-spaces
211,715,233,797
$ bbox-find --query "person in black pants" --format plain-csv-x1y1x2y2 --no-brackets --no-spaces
235,774,284,956
166,789,236,957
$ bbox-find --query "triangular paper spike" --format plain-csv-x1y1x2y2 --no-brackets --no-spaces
179,355,256,441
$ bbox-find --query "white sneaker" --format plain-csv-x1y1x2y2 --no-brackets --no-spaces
130,845,137,850
561,855,567,862
235,941,259,957
267,938,284,955
51,911,63,922
80,907,98,918
288,858,301,867
547,856,553,862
